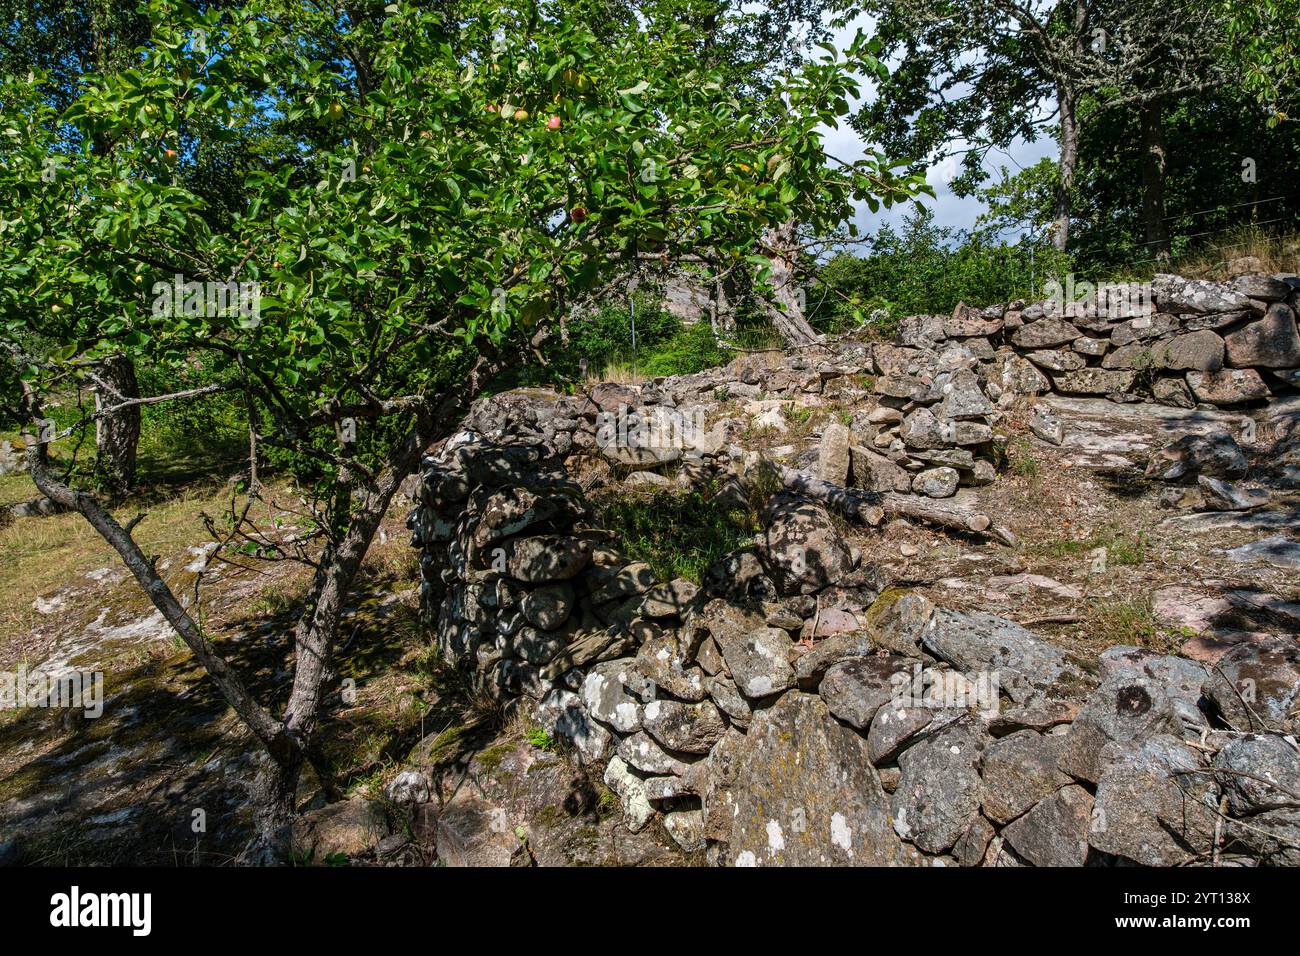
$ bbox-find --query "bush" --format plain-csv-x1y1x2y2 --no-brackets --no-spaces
807,208,1069,335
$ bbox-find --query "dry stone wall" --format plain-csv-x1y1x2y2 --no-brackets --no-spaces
408,309,1300,864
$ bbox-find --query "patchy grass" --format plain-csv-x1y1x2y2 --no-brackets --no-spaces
1037,527,1151,567
1004,439,1041,479
595,487,759,583
1081,597,1175,652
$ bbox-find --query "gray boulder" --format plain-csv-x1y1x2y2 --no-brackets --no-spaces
1002,784,1094,866
820,656,914,729
921,607,1097,705
728,692,907,865
980,730,1072,824
1223,303,1300,368
521,582,576,629
1202,637,1300,733
1213,733,1300,815
1144,431,1248,482
890,717,988,854
1011,317,1081,349
1058,674,1182,784
506,536,592,582
760,494,855,595
580,658,650,733
1186,368,1270,404
912,467,960,499
642,698,727,754
713,625,796,700
1089,735,1218,866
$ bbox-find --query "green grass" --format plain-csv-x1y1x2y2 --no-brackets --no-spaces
1083,597,1173,651
1005,439,1041,479
1039,528,1151,566
595,487,759,584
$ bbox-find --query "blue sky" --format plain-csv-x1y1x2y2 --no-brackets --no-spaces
820,12,1058,241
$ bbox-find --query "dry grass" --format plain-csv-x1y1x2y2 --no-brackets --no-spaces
0,478,307,647
1165,226,1300,280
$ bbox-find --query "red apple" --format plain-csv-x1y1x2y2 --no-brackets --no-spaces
570,206,588,223
547,115,561,130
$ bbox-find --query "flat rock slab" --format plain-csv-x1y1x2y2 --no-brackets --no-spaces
728,692,907,865
1215,534,1300,570
1042,396,1255,469
1162,506,1300,534
921,607,1097,705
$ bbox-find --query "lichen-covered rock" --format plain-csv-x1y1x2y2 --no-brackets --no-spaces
936,370,994,420
642,698,727,754
1202,637,1300,733
729,692,907,865
603,755,656,832
1223,303,1300,368
431,793,516,866
1144,431,1248,482
912,466,959,499
1088,735,1218,866
616,731,697,777
1213,733,1300,815
580,658,650,733
633,625,708,702
760,493,854,595
521,582,576,630
1153,274,1252,313
819,656,912,729
818,421,852,484
1186,367,1270,404
505,535,592,582
1011,317,1081,349
1097,645,1209,730
713,625,796,700
1058,674,1182,784
1002,784,1093,866
890,717,987,854
638,578,700,619
993,353,1051,395
534,689,611,765
867,700,959,764
865,590,935,659
920,607,1096,705
663,809,706,853
979,730,1072,824
792,630,878,686
1050,368,1137,395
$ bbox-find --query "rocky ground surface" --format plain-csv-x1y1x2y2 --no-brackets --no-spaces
1,271,1298,866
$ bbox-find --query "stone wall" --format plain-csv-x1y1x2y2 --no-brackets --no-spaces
409,363,1300,865
896,272,1300,408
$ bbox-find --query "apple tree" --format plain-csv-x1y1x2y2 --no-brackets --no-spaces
0,0,922,860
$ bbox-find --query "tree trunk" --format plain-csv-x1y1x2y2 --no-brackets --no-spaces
244,754,304,864
1051,85,1080,253
95,355,140,497
1139,98,1170,260
21,352,500,864
761,221,821,347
